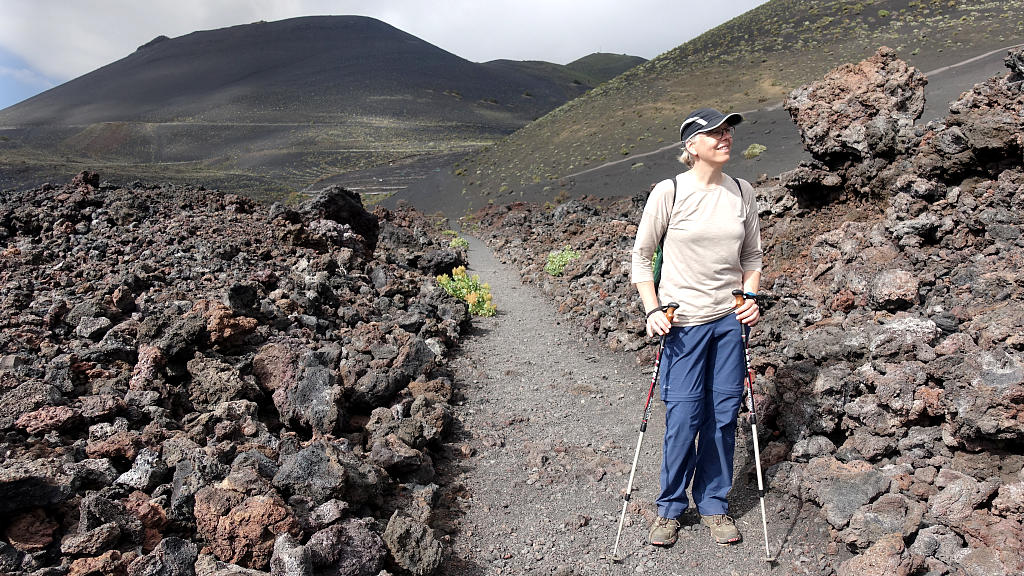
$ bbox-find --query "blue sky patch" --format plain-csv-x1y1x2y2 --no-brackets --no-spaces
0,47,57,110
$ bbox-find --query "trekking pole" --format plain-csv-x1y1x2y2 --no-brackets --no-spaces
611,302,678,562
733,290,776,563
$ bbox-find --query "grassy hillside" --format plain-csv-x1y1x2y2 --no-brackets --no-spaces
482,54,644,101
455,0,1024,200
565,53,648,85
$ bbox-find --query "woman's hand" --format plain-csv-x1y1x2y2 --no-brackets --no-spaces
734,298,760,326
646,309,673,337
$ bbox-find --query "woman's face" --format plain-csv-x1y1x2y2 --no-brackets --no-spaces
687,124,734,165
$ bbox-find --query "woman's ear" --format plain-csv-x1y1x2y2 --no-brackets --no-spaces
684,137,698,158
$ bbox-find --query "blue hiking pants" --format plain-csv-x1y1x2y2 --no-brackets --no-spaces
656,313,745,519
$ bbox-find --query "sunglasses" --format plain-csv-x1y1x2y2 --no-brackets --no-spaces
702,125,735,140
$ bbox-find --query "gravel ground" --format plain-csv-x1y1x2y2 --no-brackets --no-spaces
439,236,839,576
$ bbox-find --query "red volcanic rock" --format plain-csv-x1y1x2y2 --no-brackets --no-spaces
15,405,78,435
957,510,1024,574
190,300,258,346
210,495,299,569
407,378,454,403
4,508,58,552
787,46,927,165
70,170,100,190
85,429,143,462
835,533,922,576
68,550,130,576
914,47,1024,182
251,342,300,392
782,46,928,201
124,491,169,552
128,346,165,391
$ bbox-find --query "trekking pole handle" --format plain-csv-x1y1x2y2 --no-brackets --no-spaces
732,289,759,308
664,302,678,323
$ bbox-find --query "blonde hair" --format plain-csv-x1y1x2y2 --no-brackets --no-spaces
678,143,696,167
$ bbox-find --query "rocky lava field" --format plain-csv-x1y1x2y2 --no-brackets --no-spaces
1,177,473,575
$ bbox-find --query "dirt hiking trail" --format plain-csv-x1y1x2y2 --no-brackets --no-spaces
439,236,836,576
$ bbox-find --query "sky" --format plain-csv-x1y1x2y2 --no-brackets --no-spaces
0,0,767,110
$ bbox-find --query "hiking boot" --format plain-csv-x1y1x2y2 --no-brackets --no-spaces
701,514,741,545
648,516,680,547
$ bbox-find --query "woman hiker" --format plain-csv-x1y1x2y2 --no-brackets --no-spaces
629,107,763,547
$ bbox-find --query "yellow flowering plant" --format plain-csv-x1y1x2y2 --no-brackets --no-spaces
437,266,496,317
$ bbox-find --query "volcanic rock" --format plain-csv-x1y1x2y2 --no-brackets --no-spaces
305,518,386,576
127,537,198,576
784,46,928,200
383,511,444,576
0,174,469,574
835,532,922,576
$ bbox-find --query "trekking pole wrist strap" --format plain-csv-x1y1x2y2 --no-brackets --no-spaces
645,302,679,319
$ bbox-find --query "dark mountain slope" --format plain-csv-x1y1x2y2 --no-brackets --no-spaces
0,16,584,127
480,60,592,105
0,16,629,198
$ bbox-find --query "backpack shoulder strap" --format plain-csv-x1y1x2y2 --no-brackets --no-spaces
652,177,676,291
659,176,677,245
731,175,753,198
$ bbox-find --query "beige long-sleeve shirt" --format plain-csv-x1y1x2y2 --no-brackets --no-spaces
631,173,763,326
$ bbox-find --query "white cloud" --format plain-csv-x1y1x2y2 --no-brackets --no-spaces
0,65,56,89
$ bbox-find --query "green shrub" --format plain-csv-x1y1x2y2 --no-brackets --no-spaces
545,246,580,276
450,236,469,250
437,266,496,316
743,143,767,159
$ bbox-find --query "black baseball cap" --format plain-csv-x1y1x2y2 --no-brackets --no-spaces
679,108,744,142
